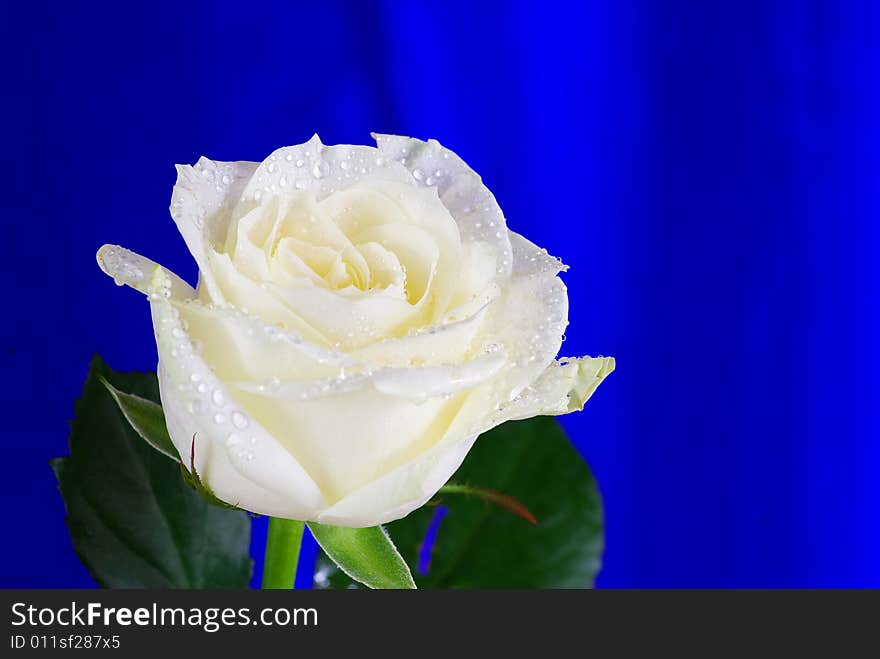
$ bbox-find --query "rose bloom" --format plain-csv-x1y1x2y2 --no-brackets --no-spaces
97,134,613,527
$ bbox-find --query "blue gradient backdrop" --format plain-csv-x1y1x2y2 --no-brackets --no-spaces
2,1,878,587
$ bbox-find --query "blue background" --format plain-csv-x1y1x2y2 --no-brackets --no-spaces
2,0,878,587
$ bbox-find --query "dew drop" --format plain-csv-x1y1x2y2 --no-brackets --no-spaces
213,413,226,425
231,411,249,429
226,433,241,447
211,389,224,406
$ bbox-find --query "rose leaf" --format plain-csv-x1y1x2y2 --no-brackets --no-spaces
51,354,252,588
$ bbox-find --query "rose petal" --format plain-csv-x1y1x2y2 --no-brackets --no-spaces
228,385,462,504
96,244,194,298
494,356,616,422
356,241,407,291
348,302,491,367
478,272,569,400
172,299,354,383
320,179,462,313
370,354,506,399
316,433,478,527
508,230,568,276
351,223,439,306
373,133,513,280
146,267,328,519
230,353,506,403
446,240,499,312
170,158,258,303
234,134,415,212
268,283,418,350
206,248,333,345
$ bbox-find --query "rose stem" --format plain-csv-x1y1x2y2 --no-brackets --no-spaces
261,517,305,589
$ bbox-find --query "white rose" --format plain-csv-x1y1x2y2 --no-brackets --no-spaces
97,134,614,527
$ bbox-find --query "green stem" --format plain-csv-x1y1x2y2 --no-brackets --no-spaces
261,517,305,589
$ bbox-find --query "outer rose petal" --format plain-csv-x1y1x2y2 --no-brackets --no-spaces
479,271,569,400
234,135,415,212
146,266,328,520
170,158,258,304
316,433,478,527
226,382,472,503
495,356,616,422
96,244,194,298
508,230,568,276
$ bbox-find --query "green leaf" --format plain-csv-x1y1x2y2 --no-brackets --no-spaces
314,416,603,589
52,355,253,588
308,522,416,589
99,375,179,461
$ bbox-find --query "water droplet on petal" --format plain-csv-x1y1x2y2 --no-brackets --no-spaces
231,411,249,429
